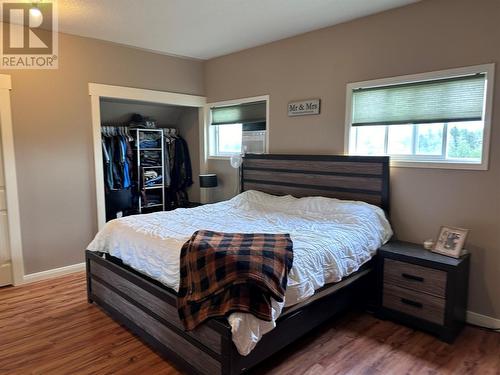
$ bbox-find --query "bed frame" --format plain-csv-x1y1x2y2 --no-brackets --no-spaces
86,154,390,375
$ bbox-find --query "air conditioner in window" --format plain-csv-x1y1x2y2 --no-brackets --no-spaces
242,122,266,154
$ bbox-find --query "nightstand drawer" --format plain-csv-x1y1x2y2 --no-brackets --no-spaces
384,258,447,297
383,283,445,325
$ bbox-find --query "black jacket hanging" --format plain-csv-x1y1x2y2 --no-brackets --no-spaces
165,135,193,208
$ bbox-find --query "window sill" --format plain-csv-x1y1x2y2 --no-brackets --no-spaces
389,160,488,171
207,155,232,160
208,152,269,161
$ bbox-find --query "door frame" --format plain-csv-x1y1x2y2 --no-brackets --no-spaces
0,74,24,285
88,83,206,230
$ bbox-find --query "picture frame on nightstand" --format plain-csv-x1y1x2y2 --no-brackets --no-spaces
432,226,469,259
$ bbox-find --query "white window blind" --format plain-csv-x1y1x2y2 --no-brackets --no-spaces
352,74,486,126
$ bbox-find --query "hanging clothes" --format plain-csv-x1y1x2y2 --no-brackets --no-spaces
101,128,134,190
119,136,131,189
102,122,193,214
162,134,172,188
100,128,135,190
101,126,135,221
173,136,193,190
102,139,114,190
165,133,193,209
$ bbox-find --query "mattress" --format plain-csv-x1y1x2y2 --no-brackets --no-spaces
88,190,393,355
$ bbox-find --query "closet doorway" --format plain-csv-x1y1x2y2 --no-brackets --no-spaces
89,84,206,230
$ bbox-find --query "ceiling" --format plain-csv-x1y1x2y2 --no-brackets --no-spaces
56,0,419,60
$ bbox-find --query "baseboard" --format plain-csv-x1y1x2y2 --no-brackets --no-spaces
23,262,86,284
0,262,12,286
466,310,500,330
17,261,500,330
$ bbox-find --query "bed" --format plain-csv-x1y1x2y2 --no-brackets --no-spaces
85,154,391,375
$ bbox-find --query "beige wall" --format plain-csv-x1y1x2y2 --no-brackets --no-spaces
0,32,204,274
206,159,239,203
205,0,500,319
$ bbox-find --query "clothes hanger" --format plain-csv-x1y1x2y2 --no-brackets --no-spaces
125,126,133,141
164,128,172,142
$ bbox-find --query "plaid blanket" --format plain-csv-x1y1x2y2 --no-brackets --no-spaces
177,230,293,330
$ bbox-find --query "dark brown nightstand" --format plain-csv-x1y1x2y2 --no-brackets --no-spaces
377,241,470,343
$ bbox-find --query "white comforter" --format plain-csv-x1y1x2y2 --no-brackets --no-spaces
88,190,392,355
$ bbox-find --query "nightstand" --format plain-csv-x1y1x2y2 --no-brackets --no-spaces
377,241,470,343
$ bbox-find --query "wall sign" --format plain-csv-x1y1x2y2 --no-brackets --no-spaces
288,99,320,116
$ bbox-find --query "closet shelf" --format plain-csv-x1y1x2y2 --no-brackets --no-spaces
144,185,163,190
141,203,163,208
134,128,166,213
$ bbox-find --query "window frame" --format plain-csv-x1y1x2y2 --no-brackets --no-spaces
205,95,270,160
344,64,495,170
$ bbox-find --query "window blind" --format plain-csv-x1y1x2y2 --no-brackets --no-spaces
211,101,266,125
351,74,486,126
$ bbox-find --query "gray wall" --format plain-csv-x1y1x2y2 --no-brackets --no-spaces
204,0,500,319
1,32,204,275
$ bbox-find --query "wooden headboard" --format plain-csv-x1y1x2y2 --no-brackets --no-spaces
241,154,390,214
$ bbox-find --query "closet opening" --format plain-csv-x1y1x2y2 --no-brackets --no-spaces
89,84,206,229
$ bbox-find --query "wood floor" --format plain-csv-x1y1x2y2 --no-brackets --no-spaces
0,273,498,375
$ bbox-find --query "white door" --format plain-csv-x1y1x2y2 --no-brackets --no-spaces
0,124,12,286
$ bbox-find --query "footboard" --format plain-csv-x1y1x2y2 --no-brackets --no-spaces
86,250,237,375
86,250,374,374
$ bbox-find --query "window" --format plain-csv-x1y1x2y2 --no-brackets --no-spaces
213,123,242,156
208,98,268,157
354,121,485,162
346,64,494,169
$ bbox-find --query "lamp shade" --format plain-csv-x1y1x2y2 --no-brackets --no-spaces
199,174,218,188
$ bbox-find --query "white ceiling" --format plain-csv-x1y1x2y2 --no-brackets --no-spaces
57,0,419,60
